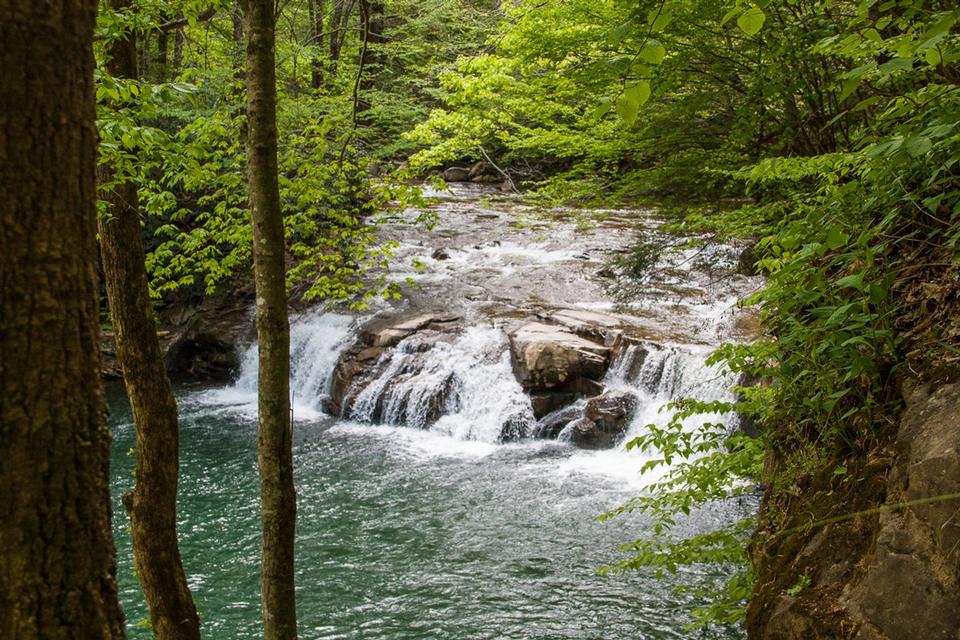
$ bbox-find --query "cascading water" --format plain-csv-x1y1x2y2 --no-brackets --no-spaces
345,326,534,443
193,312,356,419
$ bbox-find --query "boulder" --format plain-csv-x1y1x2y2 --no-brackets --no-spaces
508,322,610,391
327,313,462,416
563,391,636,449
431,248,451,260
471,174,501,184
442,166,471,182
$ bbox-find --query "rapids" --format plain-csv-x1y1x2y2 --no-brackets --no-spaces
109,183,758,638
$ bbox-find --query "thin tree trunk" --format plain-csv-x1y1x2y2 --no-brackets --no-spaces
98,2,202,639
308,0,324,89
157,15,169,81
356,0,384,116
0,1,126,638
242,1,298,639
329,0,345,75
173,14,185,71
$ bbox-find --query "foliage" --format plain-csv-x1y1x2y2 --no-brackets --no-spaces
95,0,496,306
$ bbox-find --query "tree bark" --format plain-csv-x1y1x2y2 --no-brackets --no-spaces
242,2,298,639
97,2,202,639
0,2,127,638
308,0,324,89
356,0,384,116
329,0,346,75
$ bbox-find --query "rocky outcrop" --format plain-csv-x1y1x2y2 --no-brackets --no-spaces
326,313,461,416
508,322,610,418
748,381,960,640
324,309,652,449
101,291,252,381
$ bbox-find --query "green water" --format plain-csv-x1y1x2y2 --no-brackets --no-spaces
108,385,745,639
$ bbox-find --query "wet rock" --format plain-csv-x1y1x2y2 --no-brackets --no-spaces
431,248,451,260
584,391,636,432
442,166,471,182
327,313,462,416
508,322,610,391
534,404,583,439
360,313,461,348
164,328,240,381
471,174,501,184
544,309,622,340
737,243,758,276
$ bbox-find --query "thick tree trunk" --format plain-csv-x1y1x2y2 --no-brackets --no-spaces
97,3,202,639
0,2,127,638
242,2,298,639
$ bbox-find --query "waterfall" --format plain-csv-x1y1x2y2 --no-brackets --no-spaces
194,312,356,420
345,326,534,443
604,342,738,445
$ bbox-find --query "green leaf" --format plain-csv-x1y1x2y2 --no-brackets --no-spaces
904,135,932,157
925,48,942,66
616,94,640,125
648,9,672,32
639,41,667,65
625,80,651,106
737,8,766,37
825,226,848,250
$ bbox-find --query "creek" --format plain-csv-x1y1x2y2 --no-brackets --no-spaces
109,184,758,639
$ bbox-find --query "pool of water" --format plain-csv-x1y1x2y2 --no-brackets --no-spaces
108,384,746,639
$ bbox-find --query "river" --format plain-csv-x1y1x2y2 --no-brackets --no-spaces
108,183,758,639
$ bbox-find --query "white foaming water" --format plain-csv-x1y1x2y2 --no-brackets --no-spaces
555,343,738,487
347,325,534,443
189,306,739,489
192,312,355,420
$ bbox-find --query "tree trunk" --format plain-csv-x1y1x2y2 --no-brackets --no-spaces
0,2,126,638
157,15,169,81
356,0,384,116
242,2,298,639
329,0,345,75
97,2,202,639
308,0,324,89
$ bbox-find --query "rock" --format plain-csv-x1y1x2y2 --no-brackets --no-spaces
750,382,960,639
737,243,758,276
360,313,461,348
839,382,960,639
468,160,496,180
442,166,471,182
508,322,610,391
562,391,636,449
471,174,501,184
327,313,463,416
431,248,450,260
545,309,623,340
584,391,636,431
534,404,583,439
164,328,240,381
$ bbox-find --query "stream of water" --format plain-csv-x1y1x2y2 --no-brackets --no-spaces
108,184,757,639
